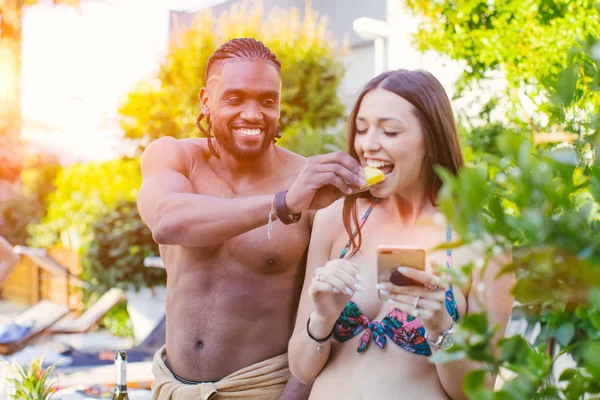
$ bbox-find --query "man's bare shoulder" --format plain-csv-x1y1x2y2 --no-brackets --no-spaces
274,145,307,172
142,137,209,170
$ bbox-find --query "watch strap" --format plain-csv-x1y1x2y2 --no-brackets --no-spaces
274,190,301,225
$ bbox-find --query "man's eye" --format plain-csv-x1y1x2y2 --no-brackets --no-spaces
226,97,242,104
262,99,276,107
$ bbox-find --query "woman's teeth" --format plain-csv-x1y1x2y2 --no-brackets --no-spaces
366,160,393,168
237,128,261,136
366,159,395,176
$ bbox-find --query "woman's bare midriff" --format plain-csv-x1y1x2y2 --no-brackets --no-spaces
309,340,450,399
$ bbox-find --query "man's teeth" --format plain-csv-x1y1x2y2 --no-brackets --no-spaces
237,128,261,136
366,159,393,168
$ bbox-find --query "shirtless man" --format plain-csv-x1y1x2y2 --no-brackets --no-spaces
138,38,366,399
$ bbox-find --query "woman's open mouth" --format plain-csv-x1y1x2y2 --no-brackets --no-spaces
366,159,395,176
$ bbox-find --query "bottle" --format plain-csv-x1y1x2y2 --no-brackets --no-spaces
112,351,129,399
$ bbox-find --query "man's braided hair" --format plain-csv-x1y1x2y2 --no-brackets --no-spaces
197,38,282,158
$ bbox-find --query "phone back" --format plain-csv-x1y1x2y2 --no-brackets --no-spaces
377,246,426,287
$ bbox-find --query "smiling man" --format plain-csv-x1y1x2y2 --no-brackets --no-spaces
138,38,365,400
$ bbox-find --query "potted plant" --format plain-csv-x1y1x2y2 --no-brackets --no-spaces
6,357,58,399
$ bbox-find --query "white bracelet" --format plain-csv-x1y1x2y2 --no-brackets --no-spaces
267,195,278,239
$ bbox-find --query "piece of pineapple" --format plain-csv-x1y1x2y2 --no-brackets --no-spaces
360,166,385,189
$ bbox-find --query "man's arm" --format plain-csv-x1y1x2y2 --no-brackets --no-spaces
278,374,312,400
138,137,365,248
0,236,20,288
138,137,278,247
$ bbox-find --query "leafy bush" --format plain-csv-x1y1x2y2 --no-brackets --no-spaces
82,201,164,293
0,153,61,245
432,35,600,398
28,158,141,250
118,0,346,156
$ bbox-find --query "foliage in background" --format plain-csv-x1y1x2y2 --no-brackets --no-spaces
432,34,600,398
82,201,164,293
0,136,22,182
81,201,164,337
404,0,600,135
28,158,141,251
118,0,346,156
0,153,61,245
6,357,58,400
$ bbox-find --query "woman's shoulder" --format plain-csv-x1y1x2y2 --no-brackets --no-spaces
314,198,345,229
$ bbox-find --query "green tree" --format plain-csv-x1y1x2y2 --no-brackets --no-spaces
118,0,346,156
28,157,141,250
404,0,600,137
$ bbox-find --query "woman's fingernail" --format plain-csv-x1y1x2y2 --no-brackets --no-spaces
355,274,363,282
354,283,365,292
397,266,408,272
387,298,396,304
359,179,367,186
376,283,387,290
332,287,340,293
379,290,390,296
344,287,354,296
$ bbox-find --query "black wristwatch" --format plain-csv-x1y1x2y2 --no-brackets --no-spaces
274,190,302,225
425,323,455,351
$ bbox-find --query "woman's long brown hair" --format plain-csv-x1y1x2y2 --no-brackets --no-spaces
342,69,464,257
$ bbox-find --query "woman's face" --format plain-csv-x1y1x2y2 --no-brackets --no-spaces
353,88,427,198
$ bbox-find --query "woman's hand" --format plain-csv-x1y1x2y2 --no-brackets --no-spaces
377,260,453,340
309,259,364,322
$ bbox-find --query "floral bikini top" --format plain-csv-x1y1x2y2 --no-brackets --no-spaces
333,198,460,356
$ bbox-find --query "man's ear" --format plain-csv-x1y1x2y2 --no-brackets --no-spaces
200,87,210,116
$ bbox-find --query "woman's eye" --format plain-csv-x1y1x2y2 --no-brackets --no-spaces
383,131,399,137
356,128,368,134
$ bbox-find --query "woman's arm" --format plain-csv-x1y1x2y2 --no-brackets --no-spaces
288,207,338,384
434,251,515,400
0,235,20,288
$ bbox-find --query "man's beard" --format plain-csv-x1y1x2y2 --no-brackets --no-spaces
213,125,276,161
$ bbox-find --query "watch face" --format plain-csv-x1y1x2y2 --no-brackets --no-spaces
440,332,454,350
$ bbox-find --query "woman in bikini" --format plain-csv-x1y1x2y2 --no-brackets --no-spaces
288,69,515,399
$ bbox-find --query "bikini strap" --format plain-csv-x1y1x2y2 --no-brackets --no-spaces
446,224,453,289
339,198,381,259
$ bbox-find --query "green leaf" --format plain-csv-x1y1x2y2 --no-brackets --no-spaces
429,349,467,364
559,368,579,381
464,370,493,400
460,312,489,335
584,342,600,378
555,322,575,346
555,65,579,105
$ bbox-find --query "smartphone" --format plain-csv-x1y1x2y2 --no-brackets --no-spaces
377,245,426,294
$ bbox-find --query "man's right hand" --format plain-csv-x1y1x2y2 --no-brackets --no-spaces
285,152,366,214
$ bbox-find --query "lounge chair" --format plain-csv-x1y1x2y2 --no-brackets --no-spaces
50,288,125,334
0,300,70,356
